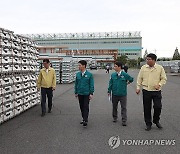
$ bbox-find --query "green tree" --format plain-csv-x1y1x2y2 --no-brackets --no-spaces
127,59,138,68
143,49,148,60
137,57,145,67
172,47,180,60
157,58,171,61
116,55,128,64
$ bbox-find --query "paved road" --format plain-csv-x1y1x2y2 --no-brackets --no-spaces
0,69,180,154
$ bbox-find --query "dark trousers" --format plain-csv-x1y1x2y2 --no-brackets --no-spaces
41,87,53,113
106,69,110,73
78,95,90,122
142,89,162,126
112,95,127,122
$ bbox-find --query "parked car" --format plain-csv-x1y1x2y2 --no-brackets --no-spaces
90,64,97,70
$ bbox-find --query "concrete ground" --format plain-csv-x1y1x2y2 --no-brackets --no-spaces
0,69,180,154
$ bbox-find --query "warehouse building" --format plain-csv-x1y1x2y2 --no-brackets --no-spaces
25,31,142,60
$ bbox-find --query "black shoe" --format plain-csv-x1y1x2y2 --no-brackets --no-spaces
155,123,163,129
145,125,151,131
83,122,88,127
113,119,117,123
41,113,45,117
122,122,127,126
48,109,51,113
80,120,84,124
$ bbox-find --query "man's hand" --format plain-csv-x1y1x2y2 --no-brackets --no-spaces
154,85,161,90
108,93,111,96
52,87,55,91
75,94,78,98
89,94,93,100
127,81,131,85
136,89,140,95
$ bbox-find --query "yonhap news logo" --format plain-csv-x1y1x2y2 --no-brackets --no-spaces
108,136,121,149
108,136,176,149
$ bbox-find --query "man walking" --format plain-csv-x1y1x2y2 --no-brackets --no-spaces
108,62,133,126
136,53,167,131
123,64,128,73
106,65,110,74
37,59,56,117
75,60,94,127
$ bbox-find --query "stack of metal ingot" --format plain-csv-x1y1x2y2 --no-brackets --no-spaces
169,61,180,73
36,60,42,76
0,27,40,124
51,60,62,84
157,61,180,73
72,60,79,81
61,60,78,83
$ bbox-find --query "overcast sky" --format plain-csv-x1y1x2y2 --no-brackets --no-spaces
0,0,180,58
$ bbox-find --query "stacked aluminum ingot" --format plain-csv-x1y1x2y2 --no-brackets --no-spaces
157,61,180,73
169,61,180,73
0,27,40,124
61,60,78,83
72,60,79,81
51,60,62,84
37,60,42,76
